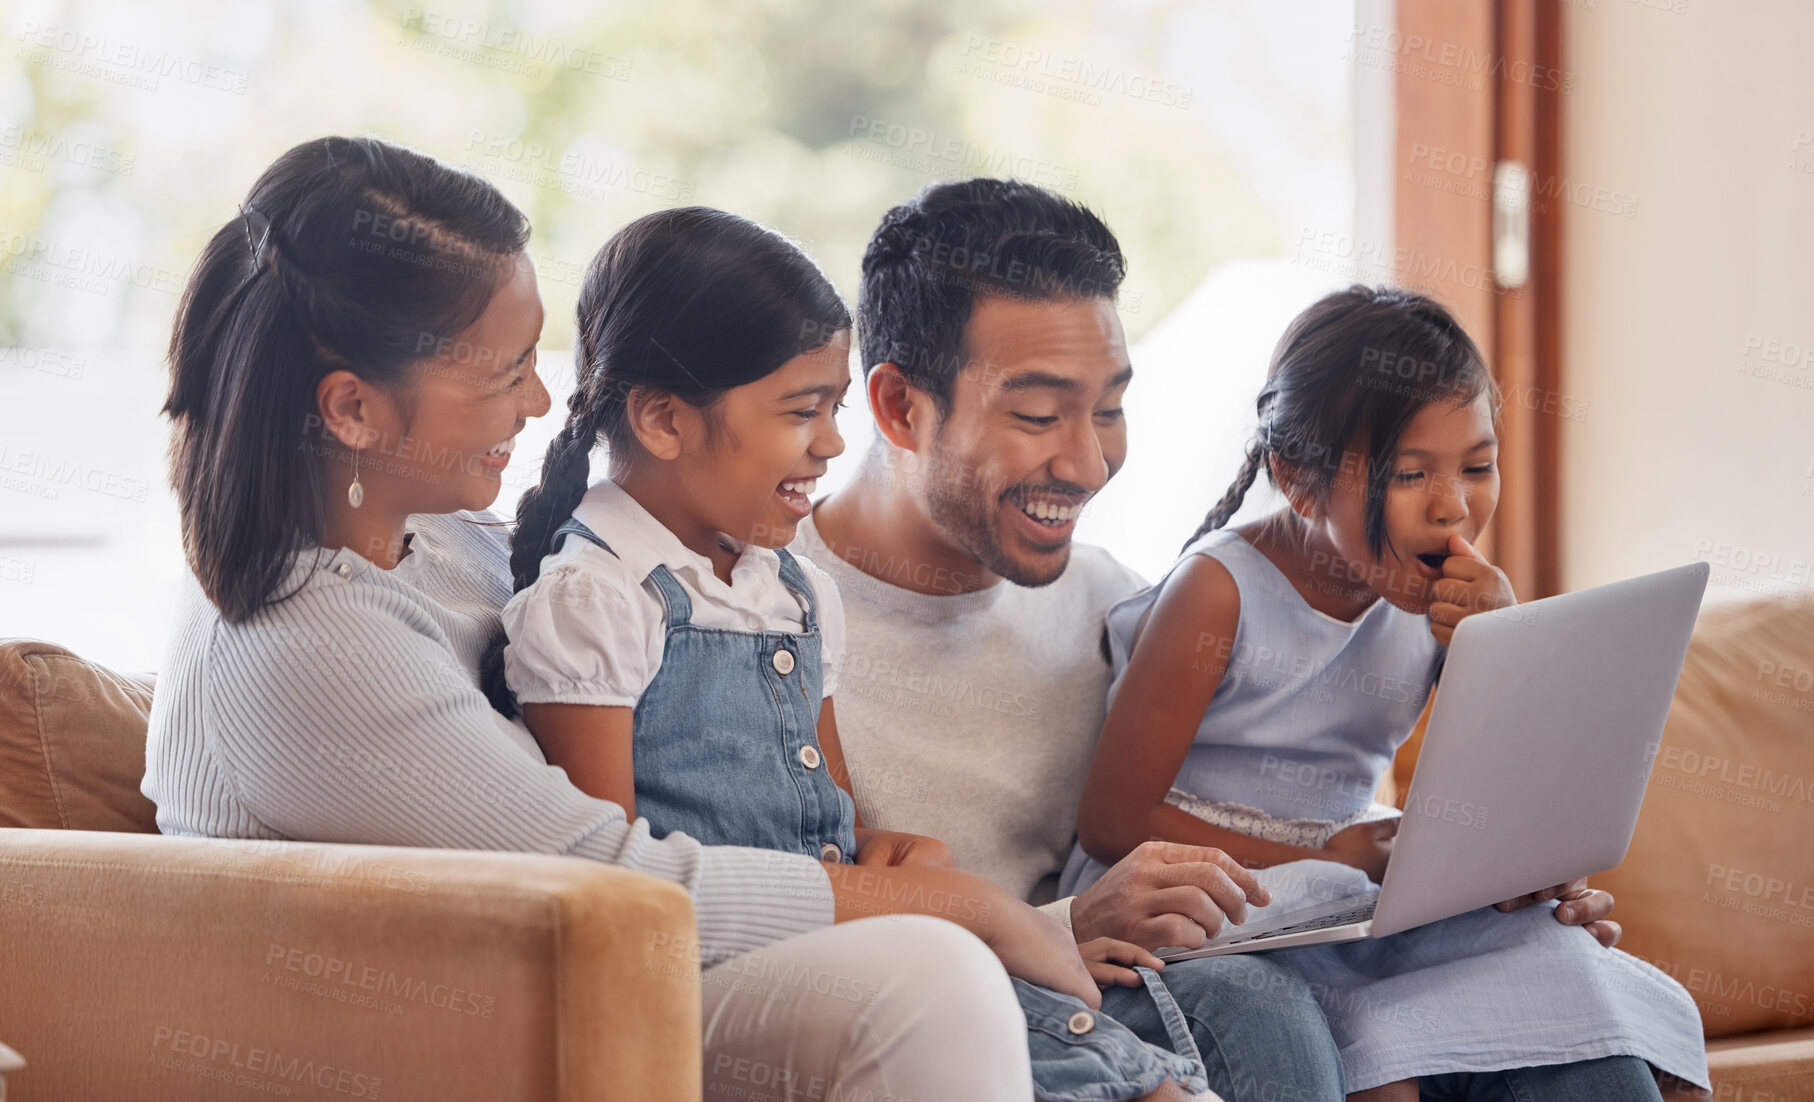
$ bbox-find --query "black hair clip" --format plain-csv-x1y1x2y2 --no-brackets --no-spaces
238,203,273,269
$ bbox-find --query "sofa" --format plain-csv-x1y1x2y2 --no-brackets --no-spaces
2,593,1811,1100
1385,595,1814,1101
0,639,701,1101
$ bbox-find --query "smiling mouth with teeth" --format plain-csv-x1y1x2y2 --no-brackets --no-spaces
484,435,517,458
778,478,818,497
1016,498,1084,526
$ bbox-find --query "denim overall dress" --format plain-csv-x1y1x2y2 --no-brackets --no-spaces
556,517,1210,1101
555,517,857,862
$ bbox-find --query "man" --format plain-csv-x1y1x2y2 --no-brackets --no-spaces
797,178,1629,1101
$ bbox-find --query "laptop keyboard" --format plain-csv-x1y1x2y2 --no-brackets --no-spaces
1212,899,1378,948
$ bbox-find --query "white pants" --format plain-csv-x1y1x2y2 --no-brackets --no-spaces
701,915,1033,1101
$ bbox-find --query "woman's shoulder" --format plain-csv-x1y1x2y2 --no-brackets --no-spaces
409,509,510,569
272,554,455,639
169,551,470,717
401,509,514,612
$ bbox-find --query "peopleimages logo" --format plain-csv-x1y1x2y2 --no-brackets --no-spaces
1406,793,1489,829
400,8,631,79
264,943,496,1018
1257,755,1377,800
846,116,1080,191
0,446,151,503
1706,865,1814,913
0,229,185,296
16,21,249,93
0,125,135,175
149,1026,383,1098
956,36,1193,109
1692,539,1813,602
463,132,695,202
1345,23,1574,94
1644,957,1814,1020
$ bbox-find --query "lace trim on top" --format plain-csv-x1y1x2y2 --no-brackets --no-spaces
1164,787,1396,849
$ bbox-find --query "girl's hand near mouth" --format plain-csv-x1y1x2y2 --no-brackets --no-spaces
1427,534,1517,646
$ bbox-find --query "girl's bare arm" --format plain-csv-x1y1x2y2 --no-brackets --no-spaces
1077,554,1330,871
522,702,638,818
815,696,866,829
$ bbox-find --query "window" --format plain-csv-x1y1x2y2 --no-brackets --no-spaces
2,0,1360,666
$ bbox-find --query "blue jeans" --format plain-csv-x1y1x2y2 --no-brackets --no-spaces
1100,952,1345,1102
1098,955,1660,1101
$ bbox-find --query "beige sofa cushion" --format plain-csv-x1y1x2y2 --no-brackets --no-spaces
1596,597,1814,1039
1387,596,1814,1041
0,638,158,832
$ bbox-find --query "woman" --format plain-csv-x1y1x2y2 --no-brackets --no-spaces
141,135,1093,1099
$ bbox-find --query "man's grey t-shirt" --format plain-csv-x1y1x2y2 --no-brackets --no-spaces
793,513,1145,904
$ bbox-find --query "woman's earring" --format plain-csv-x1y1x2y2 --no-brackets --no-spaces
348,444,364,509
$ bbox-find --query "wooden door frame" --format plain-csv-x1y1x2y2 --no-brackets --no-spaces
1387,0,1565,601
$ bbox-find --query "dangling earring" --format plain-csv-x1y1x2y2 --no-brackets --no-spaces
348,443,365,509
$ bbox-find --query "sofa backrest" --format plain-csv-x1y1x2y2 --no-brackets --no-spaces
1389,594,1814,1039
0,639,158,832
1593,596,1814,1038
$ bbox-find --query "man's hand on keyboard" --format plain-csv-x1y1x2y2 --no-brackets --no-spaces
1069,841,1273,951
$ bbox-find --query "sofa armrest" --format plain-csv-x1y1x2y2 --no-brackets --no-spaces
0,830,700,1101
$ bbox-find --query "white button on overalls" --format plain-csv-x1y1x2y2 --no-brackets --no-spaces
1066,1011,1095,1035
798,744,821,770
335,562,351,578
772,649,796,675
820,842,842,862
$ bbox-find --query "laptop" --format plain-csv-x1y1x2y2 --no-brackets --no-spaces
1157,561,1710,961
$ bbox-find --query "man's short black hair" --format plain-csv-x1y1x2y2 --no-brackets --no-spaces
857,178,1125,414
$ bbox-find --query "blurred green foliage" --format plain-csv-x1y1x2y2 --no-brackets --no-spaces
1,0,1281,356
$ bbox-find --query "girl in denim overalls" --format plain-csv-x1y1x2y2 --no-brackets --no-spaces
485,207,1214,1102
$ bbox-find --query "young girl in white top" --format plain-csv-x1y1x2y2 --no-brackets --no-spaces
1064,286,1709,1101
487,207,913,864
485,207,1213,1102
